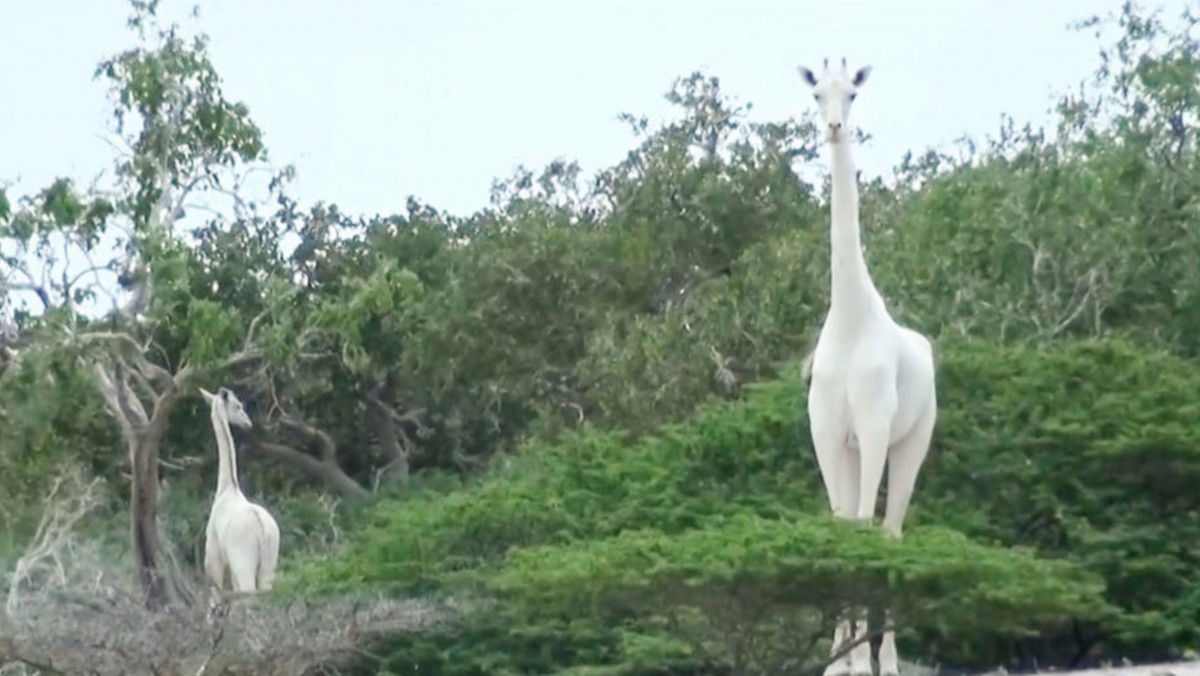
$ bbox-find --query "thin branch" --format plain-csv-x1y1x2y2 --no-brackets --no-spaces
243,309,270,351
6,466,102,617
128,354,174,390
366,394,428,431
75,331,144,356
169,164,214,220
73,250,122,314
203,184,252,222
2,281,51,311
219,348,263,373
92,363,142,437
113,360,149,433
58,235,73,316
121,355,158,403
1050,268,1098,337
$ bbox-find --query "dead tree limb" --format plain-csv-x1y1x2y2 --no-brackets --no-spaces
5,467,103,617
250,421,369,500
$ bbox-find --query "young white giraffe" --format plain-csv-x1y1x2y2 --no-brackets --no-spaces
200,386,280,594
799,59,937,676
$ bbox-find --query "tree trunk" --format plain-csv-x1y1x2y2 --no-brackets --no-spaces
130,433,168,610
367,394,410,488
93,360,179,611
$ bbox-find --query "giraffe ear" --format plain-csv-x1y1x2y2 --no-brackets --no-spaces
199,387,216,403
852,66,872,87
798,66,817,87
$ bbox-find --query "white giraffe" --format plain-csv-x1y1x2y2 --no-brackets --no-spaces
799,59,937,676
200,386,280,593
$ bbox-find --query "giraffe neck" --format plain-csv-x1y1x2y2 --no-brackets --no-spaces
211,405,241,497
828,137,877,321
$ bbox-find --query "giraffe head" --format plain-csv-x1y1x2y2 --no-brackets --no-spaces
797,58,871,143
199,386,253,429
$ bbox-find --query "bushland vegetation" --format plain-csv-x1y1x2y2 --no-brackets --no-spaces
3,2,1200,673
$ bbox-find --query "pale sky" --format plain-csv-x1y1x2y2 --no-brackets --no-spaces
0,0,1191,220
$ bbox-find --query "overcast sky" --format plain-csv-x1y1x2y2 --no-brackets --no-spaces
1,0,1192,220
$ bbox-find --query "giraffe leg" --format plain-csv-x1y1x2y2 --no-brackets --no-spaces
203,532,226,590
228,559,257,593
882,398,934,538
227,538,260,593
879,614,900,676
808,383,859,521
879,398,936,676
823,619,853,676
848,607,873,676
810,386,860,676
848,396,896,523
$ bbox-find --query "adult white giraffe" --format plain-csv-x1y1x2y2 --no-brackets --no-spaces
200,386,280,594
799,59,937,676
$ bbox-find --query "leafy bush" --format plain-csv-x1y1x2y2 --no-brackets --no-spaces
297,338,1200,672
293,366,817,595
491,515,1105,674
923,338,1200,661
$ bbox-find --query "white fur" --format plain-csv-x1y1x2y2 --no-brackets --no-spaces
200,387,280,594
800,60,937,676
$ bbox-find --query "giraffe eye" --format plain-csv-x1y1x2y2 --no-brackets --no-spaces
850,93,857,101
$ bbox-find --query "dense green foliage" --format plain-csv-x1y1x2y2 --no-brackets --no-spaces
924,340,1200,660
4,1,1200,673
298,339,1200,672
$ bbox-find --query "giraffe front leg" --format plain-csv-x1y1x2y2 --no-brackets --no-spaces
823,617,853,676
877,403,936,676
879,620,900,676
823,610,873,676
848,609,873,676
847,371,898,523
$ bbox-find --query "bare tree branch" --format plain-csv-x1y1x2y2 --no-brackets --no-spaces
76,330,144,356
243,308,270,352
122,354,159,403
278,418,338,464
93,363,145,437
2,281,51,311
6,466,103,617
113,360,150,433
250,438,368,500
